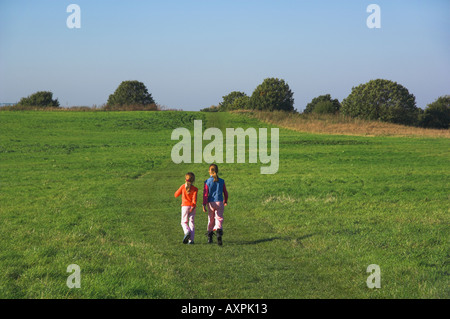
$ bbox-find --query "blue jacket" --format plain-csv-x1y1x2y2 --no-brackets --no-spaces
203,176,228,204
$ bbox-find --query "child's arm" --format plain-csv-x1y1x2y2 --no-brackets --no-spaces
223,182,228,206
202,183,209,212
191,189,197,208
191,191,198,212
174,185,183,198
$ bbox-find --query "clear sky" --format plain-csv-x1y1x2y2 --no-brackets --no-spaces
0,0,449,111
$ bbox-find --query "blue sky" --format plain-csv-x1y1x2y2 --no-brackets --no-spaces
0,0,449,111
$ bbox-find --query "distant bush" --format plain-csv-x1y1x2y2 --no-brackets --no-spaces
341,79,419,125
17,91,60,108
249,78,294,112
419,95,450,129
219,91,248,111
102,103,159,111
107,80,155,109
200,105,220,112
304,94,341,114
312,101,338,114
230,96,251,110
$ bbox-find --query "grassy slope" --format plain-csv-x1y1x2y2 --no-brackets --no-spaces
243,110,450,138
0,111,448,298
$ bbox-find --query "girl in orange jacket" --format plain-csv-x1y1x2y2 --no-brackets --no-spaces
174,172,198,244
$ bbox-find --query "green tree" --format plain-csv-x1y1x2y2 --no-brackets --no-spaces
304,94,340,114
313,101,337,114
419,95,450,129
230,96,251,110
341,79,419,125
219,91,248,111
107,80,155,107
17,91,60,107
249,78,294,112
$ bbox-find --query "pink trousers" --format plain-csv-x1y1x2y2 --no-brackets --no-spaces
181,206,196,241
207,201,224,232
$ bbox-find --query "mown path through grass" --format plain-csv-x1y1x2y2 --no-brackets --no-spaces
114,112,328,298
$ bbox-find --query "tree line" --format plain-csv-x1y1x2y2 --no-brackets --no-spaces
205,78,449,129
6,78,449,129
10,81,158,111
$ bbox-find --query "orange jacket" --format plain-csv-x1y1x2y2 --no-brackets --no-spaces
174,184,198,207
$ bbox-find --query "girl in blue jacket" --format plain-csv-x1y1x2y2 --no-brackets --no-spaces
202,164,228,245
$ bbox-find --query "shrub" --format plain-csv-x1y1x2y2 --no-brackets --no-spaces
249,78,294,112
219,91,248,111
17,91,60,108
200,105,220,112
341,79,419,125
102,104,158,111
230,96,251,110
419,96,450,129
304,94,340,114
107,80,155,108
313,101,338,114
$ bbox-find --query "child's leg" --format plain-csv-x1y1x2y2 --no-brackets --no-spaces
214,201,224,231
181,206,191,235
207,202,216,232
213,202,224,246
188,208,196,241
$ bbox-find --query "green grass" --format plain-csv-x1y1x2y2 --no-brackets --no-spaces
0,111,448,298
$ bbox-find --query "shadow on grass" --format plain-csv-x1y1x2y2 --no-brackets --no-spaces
230,233,314,246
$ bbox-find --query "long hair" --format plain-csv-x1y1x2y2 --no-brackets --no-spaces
185,172,195,194
209,164,219,182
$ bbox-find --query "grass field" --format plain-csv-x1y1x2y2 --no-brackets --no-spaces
0,110,448,298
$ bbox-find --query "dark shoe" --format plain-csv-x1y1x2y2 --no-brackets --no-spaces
217,229,223,246
207,231,214,244
188,241,195,245
183,232,190,244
